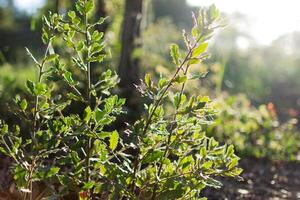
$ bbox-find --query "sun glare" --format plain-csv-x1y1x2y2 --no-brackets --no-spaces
187,0,300,45
14,0,45,13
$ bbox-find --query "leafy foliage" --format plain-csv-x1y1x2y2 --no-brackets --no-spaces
0,1,241,199
206,94,300,161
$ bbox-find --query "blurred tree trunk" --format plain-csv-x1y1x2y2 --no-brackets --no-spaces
45,0,60,12
95,0,109,33
118,0,143,122
51,0,59,13
90,0,109,82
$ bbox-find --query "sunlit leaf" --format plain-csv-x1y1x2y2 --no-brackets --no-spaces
170,44,180,65
192,43,208,58
83,106,92,123
109,131,119,151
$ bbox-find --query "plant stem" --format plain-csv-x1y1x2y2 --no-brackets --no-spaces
151,64,191,199
84,7,92,187
29,41,51,200
130,41,197,193
32,42,51,140
151,36,203,199
28,164,34,200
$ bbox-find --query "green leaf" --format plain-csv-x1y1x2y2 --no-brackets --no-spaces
200,147,207,158
195,96,209,109
145,74,151,88
92,31,103,42
226,145,235,157
77,41,85,52
228,158,239,170
68,11,76,20
173,75,187,84
188,58,200,65
104,95,117,111
67,30,75,40
117,98,126,107
158,78,168,89
91,43,104,54
63,71,75,85
26,80,35,94
67,93,84,102
88,55,105,63
75,2,84,15
46,54,59,62
208,138,219,150
97,131,111,139
142,150,164,164
46,167,60,178
83,106,92,123
192,43,208,58
179,155,194,172
0,124,8,135
94,109,105,123
170,44,180,65
202,161,213,169
0,147,7,154
63,24,70,31
109,131,119,151
209,4,220,20
96,17,107,25
13,165,26,186
82,181,95,190
72,57,87,71
158,185,185,199
84,0,94,13
200,96,210,103
19,99,27,111
192,27,200,38
173,93,186,108
193,131,205,140
34,83,47,95
189,72,207,80
231,167,243,176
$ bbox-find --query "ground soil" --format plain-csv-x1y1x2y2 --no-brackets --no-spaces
203,157,300,200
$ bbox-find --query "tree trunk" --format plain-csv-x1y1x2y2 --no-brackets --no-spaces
95,0,109,33
53,0,60,13
90,0,109,83
118,0,143,122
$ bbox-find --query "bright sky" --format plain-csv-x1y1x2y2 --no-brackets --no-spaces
188,0,300,45
14,0,45,13
15,0,300,45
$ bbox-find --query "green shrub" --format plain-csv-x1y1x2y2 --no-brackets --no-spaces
206,94,300,161
0,64,34,101
0,1,241,199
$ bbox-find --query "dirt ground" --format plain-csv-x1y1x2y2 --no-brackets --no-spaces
203,157,300,200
